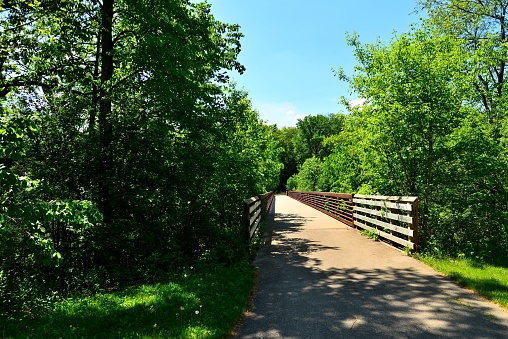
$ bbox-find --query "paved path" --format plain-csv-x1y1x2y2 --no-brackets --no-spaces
234,195,508,338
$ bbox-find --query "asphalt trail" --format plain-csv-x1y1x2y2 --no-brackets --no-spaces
234,195,508,339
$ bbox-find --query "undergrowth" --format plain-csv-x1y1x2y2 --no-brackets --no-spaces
0,261,255,338
360,228,379,241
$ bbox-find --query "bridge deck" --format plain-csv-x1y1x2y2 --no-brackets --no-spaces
235,195,508,338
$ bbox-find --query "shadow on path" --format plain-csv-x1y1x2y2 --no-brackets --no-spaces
236,197,508,339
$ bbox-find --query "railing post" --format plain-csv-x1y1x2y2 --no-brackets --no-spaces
413,197,419,252
259,193,267,220
407,204,415,253
351,194,355,228
242,200,250,246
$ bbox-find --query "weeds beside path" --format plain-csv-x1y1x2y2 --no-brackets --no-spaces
418,256,508,311
1,261,254,339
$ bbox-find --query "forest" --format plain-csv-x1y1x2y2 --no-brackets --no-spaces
0,0,282,322
2,0,508,335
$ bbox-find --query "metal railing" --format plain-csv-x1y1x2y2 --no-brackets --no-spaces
287,191,419,252
287,191,354,226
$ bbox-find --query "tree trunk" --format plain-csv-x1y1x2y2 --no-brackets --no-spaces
98,0,114,223
89,30,101,133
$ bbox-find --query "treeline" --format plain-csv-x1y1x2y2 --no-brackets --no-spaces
0,1,281,318
280,1,508,264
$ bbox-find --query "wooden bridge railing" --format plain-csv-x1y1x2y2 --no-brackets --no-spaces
242,191,274,244
287,191,419,252
353,194,418,251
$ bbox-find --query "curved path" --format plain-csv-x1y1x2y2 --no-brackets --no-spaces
234,195,508,338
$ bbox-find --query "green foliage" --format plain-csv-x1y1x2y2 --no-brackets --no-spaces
0,0,282,323
419,0,508,136
360,229,379,241
286,156,323,192
274,126,299,191
0,106,102,319
0,261,255,338
418,255,508,309
278,114,345,191
318,119,367,193
428,110,508,260
294,113,344,164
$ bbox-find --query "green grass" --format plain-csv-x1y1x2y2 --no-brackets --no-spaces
418,255,508,310
1,261,255,338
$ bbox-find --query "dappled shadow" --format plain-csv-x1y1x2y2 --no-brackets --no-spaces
260,212,337,265
238,265,508,338
5,285,197,338
5,265,250,338
235,197,508,338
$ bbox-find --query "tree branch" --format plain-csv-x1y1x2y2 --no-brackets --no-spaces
474,79,491,112
112,29,137,45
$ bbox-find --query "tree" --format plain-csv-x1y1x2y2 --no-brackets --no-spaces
419,0,508,138
274,126,298,191
294,113,344,164
340,29,469,194
319,115,373,194
286,156,323,192
335,27,508,257
0,103,101,317
1,0,282,317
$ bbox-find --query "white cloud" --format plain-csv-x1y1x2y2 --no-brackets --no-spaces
252,101,307,127
295,114,308,121
348,98,366,108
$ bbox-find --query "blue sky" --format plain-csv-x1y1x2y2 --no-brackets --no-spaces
204,1,422,127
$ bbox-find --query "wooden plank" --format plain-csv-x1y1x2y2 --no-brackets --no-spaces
353,213,413,236
353,206,413,224
293,191,353,199
265,195,274,212
407,207,415,247
355,221,414,249
249,200,261,214
242,200,250,244
259,191,272,200
243,196,259,205
354,194,417,202
249,217,261,239
353,198,412,211
249,208,261,226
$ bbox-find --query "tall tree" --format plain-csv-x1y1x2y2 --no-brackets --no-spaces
98,0,114,222
334,27,508,257
294,113,344,164
419,0,508,137
274,126,298,191
1,1,282,312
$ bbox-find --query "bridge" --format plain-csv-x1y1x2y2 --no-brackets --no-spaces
235,194,508,338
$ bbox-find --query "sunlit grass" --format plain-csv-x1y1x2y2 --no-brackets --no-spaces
1,261,255,338
418,255,508,310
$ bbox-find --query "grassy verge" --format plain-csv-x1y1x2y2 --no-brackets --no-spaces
1,261,255,338
417,255,508,309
